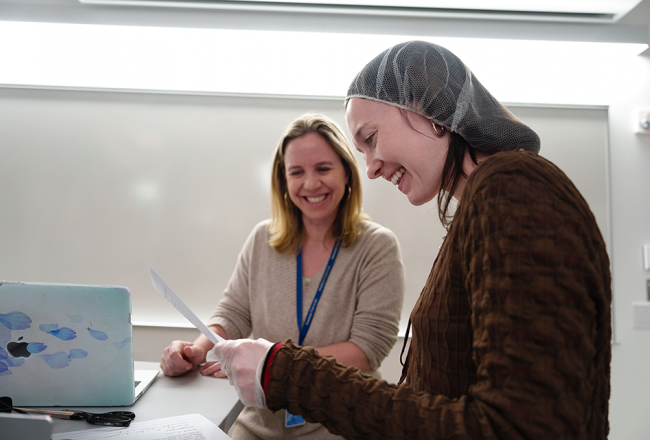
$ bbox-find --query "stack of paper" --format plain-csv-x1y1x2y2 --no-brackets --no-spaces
52,414,232,439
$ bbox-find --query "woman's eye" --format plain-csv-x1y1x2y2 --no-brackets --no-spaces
318,167,331,172
365,134,375,146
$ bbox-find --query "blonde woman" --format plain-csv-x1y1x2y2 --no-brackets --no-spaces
160,113,405,440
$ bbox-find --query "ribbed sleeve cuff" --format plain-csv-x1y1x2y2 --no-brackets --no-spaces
261,342,283,394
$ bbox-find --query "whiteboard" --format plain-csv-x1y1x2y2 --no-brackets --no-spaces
0,88,609,330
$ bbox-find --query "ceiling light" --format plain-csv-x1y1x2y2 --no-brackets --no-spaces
0,21,646,105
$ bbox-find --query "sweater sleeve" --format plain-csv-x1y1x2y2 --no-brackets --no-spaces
348,225,405,371
267,340,481,440
265,153,611,440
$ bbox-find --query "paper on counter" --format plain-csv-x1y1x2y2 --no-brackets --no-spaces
52,413,231,439
148,265,224,344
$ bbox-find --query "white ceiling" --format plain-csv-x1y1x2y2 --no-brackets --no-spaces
220,0,638,12
78,0,643,22
0,0,647,44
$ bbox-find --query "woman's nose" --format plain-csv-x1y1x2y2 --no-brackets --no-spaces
365,154,382,180
304,172,321,189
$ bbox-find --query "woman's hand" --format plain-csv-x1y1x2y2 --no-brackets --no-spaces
160,340,206,376
199,360,228,378
208,338,274,408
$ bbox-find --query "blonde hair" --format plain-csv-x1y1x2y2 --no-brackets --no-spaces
269,113,369,253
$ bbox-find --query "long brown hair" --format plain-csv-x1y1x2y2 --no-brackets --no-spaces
438,132,477,228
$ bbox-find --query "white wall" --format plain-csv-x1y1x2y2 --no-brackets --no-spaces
604,52,650,440
0,92,610,340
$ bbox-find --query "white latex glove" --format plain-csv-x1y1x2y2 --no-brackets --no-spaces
207,338,274,408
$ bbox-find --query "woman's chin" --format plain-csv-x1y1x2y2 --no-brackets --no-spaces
406,190,437,207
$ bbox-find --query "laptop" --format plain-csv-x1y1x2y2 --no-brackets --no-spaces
0,280,158,407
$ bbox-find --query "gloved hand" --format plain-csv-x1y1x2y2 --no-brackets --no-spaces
199,360,228,378
207,338,274,408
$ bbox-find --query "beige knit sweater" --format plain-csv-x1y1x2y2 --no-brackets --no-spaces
208,219,405,440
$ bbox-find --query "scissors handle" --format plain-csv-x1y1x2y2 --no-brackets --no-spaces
82,410,136,427
14,407,83,420
102,411,136,419
14,407,136,426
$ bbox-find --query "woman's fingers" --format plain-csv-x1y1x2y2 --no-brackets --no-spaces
160,341,194,376
200,361,227,378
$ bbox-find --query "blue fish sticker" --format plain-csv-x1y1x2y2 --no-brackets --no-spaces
0,346,8,360
69,315,83,323
27,343,47,354
5,357,24,367
87,328,108,341
47,327,77,341
69,349,88,359
39,324,59,332
40,352,71,369
113,337,132,349
0,361,10,375
0,312,32,330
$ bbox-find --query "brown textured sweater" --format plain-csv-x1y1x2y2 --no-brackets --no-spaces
265,151,612,440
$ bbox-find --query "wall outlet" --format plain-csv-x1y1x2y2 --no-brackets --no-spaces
633,302,650,329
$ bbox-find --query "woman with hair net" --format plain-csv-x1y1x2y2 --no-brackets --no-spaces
210,41,612,440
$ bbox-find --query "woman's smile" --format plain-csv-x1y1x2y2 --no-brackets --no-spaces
389,167,405,186
305,194,328,204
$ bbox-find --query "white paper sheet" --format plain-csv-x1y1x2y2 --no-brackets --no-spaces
148,266,224,344
52,413,231,439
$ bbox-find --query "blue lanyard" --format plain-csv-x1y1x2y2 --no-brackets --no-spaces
296,240,341,346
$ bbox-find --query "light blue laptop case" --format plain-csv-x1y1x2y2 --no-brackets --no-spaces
0,281,137,406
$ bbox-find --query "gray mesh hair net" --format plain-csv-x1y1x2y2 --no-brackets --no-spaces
346,40,540,154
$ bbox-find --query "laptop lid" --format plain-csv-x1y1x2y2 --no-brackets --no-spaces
0,281,149,407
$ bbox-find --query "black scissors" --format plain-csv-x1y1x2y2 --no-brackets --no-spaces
0,396,136,427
